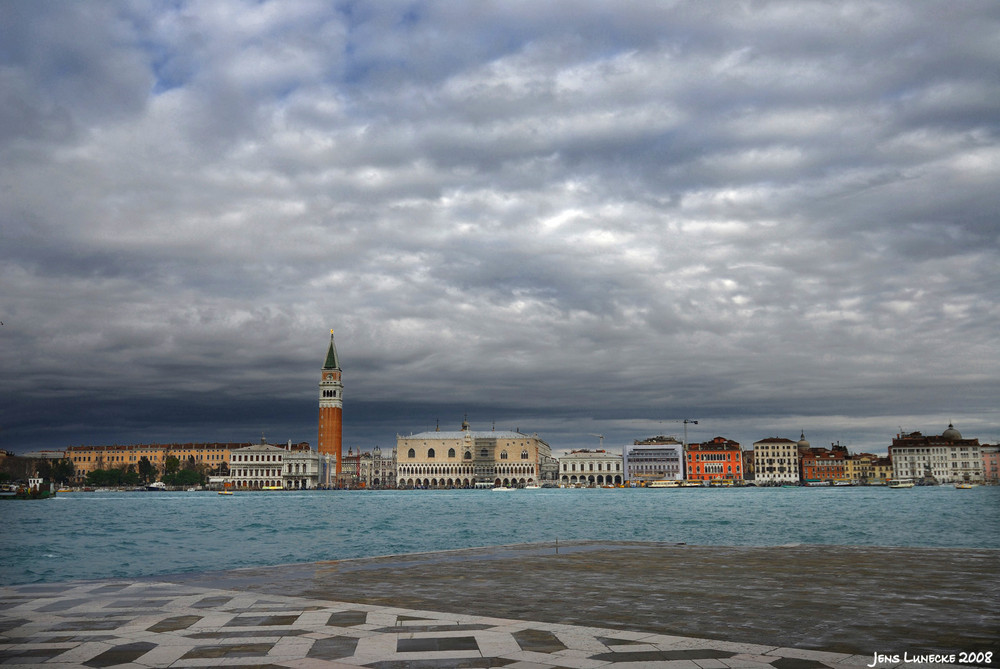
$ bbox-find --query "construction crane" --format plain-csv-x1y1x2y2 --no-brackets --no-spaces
588,434,605,447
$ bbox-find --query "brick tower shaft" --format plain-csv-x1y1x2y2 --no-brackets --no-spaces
318,330,343,476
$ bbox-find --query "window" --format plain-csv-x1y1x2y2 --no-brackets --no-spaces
448,448,456,458
408,448,416,458
500,451,508,460
521,450,529,460
464,451,472,460
427,448,436,458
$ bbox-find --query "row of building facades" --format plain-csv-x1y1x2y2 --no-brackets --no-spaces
21,335,997,489
48,421,996,489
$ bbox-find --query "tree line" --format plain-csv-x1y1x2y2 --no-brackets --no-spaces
0,453,228,488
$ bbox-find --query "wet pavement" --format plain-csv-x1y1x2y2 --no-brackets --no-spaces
2,542,997,667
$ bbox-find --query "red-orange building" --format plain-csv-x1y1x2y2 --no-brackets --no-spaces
799,443,848,484
317,330,343,477
686,436,742,481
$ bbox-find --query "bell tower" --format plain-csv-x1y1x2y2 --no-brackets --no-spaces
318,329,343,476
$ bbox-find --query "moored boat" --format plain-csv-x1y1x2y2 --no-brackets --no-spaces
648,480,680,488
955,482,978,489
888,479,915,489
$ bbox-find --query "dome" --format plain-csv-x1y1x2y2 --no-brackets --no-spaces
942,423,962,441
797,431,810,449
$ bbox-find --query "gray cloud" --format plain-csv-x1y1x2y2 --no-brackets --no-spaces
2,1,999,456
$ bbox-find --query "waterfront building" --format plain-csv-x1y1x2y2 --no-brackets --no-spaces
799,443,847,484
317,330,343,478
983,445,999,484
559,449,623,486
396,420,554,488
623,436,684,485
229,438,319,489
844,453,881,485
283,446,336,489
890,423,983,483
686,436,743,482
65,442,241,483
742,448,755,481
752,437,800,485
342,446,398,488
873,456,893,483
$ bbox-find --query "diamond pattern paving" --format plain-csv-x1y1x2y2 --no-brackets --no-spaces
0,579,967,668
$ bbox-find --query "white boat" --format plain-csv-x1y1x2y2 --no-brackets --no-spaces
647,480,680,488
888,479,915,489
524,483,541,489
492,486,516,491
145,482,166,491
955,482,978,489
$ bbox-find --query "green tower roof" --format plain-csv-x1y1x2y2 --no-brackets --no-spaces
323,331,341,369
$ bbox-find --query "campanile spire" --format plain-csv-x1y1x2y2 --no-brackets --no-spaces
318,329,343,476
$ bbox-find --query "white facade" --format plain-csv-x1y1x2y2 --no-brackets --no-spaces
396,424,553,488
890,426,983,483
229,442,288,489
283,448,336,489
752,438,800,485
623,438,684,484
559,450,623,486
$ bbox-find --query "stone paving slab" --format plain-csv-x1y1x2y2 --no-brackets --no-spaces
0,578,983,669
157,542,1000,661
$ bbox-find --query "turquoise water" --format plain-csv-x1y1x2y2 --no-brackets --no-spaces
2,486,998,585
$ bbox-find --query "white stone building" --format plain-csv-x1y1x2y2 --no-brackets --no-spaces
623,436,684,485
229,440,289,489
396,421,554,488
890,423,984,483
559,450,623,486
752,437,800,485
283,448,336,489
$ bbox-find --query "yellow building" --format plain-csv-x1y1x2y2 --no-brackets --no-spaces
396,420,555,488
65,443,244,483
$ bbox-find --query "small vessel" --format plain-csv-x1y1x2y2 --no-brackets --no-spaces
145,482,166,491
524,483,541,489
492,486,515,491
955,482,978,489
888,479,915,489
648,480,680,488
218,490,234,495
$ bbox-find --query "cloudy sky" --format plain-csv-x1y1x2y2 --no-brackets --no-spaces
2,1,999,457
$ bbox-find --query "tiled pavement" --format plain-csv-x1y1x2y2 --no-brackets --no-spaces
0,580,965,668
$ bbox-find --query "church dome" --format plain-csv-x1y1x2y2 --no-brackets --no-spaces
797,431,810,449
942,423,962,441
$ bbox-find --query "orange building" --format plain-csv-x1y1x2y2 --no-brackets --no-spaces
64,442,242,483
686,436,742,482
799,444,847,484
317,330,343,476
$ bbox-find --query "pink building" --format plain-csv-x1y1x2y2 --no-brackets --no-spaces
983,446,999,484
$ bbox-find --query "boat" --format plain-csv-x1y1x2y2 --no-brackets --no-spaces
888,479,915,489
492,486,516,491
524,483,541,489
648,480,680,488
145,482,166,491
955,482,978,489
218,490,234,495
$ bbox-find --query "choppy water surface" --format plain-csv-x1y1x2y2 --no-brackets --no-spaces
2,486,998,584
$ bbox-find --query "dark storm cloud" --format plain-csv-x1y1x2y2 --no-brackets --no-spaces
2,1,999,455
